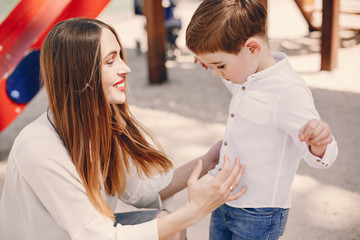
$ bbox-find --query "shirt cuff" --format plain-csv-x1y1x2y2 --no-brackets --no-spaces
115,219,158,240
303,137,338,169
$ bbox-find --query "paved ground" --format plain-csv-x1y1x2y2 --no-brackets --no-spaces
1,0,360,239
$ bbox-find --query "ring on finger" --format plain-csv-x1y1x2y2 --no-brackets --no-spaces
229,186,234,192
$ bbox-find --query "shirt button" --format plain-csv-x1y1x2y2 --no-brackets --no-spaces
316,159,321,163
230,113,234,118
241,86,246,91
223,141,228,146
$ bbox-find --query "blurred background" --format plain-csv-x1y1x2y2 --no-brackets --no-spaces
0,0,359,239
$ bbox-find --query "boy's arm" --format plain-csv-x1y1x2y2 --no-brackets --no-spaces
299,119,333,158
299,119,338,169
301,135,338,169
277,83,338,169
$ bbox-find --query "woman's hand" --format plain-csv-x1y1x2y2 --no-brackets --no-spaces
157,155,246,239
186,155,246,223
159,140,222,201
200,140,222,175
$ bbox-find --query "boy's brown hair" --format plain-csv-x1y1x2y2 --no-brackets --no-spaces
186,0,267,54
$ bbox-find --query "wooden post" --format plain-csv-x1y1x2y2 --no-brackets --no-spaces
144,0,167,84
321,0,339,71
294,0,319,31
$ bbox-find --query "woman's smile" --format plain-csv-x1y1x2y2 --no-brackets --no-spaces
113,78,126,91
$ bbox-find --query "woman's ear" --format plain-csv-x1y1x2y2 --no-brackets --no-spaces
244,37,261,56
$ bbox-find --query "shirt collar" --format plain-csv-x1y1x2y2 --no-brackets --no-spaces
246,51,289,83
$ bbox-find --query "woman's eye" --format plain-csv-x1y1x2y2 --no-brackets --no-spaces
217,65,225,69
106,60,115,65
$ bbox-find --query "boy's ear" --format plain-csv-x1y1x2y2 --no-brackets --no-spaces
244,37,261,56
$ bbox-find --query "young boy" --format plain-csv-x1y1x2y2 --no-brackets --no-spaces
186,0,338,239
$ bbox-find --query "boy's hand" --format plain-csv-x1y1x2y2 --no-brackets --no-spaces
194,55,208,69
299,119,333,158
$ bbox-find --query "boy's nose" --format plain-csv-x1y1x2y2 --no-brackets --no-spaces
212,69,222,77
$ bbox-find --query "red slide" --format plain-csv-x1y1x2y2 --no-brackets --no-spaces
0,0,110,132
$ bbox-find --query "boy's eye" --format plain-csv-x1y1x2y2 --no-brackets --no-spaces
217,65,225,69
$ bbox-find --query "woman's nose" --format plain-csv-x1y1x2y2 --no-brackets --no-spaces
118,62,131,75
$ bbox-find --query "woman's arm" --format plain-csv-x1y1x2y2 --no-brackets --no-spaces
159,141,222,201
157,155,246,239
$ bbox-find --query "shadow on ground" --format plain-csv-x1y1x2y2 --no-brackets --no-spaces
269,30,360,57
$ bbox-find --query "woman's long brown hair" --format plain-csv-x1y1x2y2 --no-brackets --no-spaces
40,18,173,220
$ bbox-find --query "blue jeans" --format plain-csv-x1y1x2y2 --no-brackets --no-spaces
210,204,289,240
114,210,161,226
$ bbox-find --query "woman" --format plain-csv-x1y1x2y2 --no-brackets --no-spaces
0,18,246,240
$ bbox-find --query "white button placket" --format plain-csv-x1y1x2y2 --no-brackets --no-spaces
223,84,247,150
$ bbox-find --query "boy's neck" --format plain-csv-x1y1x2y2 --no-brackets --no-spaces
257,43,276,72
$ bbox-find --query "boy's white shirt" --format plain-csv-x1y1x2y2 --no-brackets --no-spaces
0,112,173,240
209,51,338,208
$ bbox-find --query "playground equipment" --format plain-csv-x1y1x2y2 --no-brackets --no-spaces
261,0,360,70
1,0,359,132
293,0,359,70
0,0,110,132
134,0,182,60
294,0,360,32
